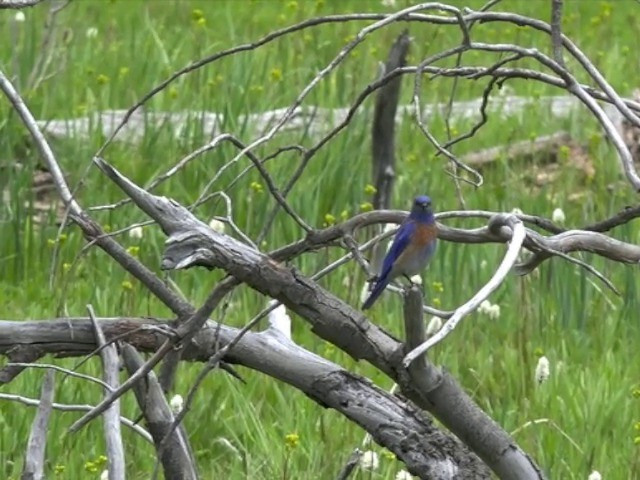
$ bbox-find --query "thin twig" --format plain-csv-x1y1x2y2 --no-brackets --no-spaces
0,392,153,442
404,214,526,366
67,340,172,433
8,362,113,391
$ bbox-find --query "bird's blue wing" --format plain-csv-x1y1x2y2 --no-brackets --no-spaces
362,220,416,310
379,220,415,279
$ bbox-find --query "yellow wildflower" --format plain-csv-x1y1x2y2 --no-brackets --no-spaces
270,68,283,82
285,433,299,449
364,184,377,195
324,213,336,226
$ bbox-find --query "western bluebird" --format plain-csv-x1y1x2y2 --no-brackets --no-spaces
362,195,437,310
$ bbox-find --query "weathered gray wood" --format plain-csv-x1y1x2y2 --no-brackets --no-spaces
35,96,625,144
21,370,54,480
403,286,441,395
90,312,126,480
460,131,572,166
372,30,410,211
121,344,198,480
368,30,411,281
0,317,489,479
92,158,550,478
0,346,42,384
0,0,47,7
402,287,485,479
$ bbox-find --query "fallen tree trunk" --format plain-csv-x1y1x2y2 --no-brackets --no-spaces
0,317,489,479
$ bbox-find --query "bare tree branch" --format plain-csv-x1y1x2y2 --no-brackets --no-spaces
372,30,410,211
0,317,491,477
403,286,439,387
3,4,638,479
0,392,153,443
0,66,242,396
7,362,113,391
0,70,194,317
68,341,173,433
268,208,640,269
0,346,42,384
368,29,411,294
25,0,70,92
89,305,126,480
121,344,198,480
92,158,545,478
550,0,565,67
0,0,47,8
404,215,526,366
21,370,54,480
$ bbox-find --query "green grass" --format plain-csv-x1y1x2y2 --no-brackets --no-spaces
1,0,640,478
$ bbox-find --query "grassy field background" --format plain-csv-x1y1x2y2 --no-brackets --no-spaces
1,0,640,478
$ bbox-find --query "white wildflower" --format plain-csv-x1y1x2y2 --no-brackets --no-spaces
426,316,442,336
478,300,500,319
535,356,550,385
359,450,379,471
478,300,492,315
267,300,291,339
100,470,109,480
128,226,143,239
395,470,413,480
14,11,26,23
552,207,566,224
511,207,524,216
208,218,226,233
409,274,422,285
488,304,501,320
587,471,602,480
169,394,184,414
86,27,98,39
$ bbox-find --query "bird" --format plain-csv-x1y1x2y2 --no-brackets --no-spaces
362,195,437,310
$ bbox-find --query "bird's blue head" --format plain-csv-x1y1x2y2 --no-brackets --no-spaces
410,195,435,222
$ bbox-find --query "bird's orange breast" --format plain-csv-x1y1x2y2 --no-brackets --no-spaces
413,223,438,246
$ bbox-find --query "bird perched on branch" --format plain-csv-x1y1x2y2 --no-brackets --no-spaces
362,195,437,310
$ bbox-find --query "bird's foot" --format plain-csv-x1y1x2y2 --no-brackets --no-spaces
403,275,424,292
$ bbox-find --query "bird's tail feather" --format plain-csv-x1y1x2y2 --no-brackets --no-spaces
362,278,390,310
